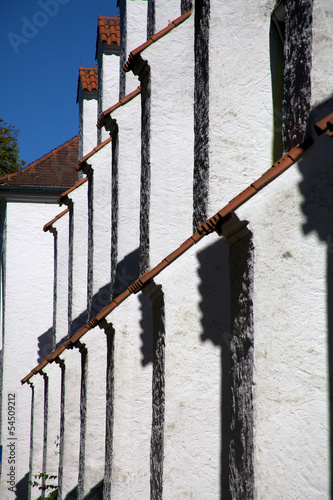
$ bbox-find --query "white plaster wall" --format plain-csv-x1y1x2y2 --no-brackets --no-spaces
100,53,120,143
30,375,45,500
81,328,107,497
43,361,61,489
125,0,148,95
142,14,194,266
0,202,56,500
79,94,98,159
107,295,152,498
208,0,275,215
236,161,330,498
161,235,223,498
60,347,81,499
155,0,181,33
112,93,141,285
89,142,113,307
53,213,70,344
68,183,89,333
311,0,333,107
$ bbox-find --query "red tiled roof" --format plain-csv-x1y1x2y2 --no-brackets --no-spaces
75,137,112,172
124,10,192,73
97,86,141,129
97,16,121,46
0,137,78,188
78,67,98,92
21,131,317,385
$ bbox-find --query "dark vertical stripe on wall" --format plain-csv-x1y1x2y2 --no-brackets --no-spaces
57,359,65,500
193,0,210,231
42,372,49,495
78,346,87,499
229,234,254,499
68,206,74,337
53,232,57,350
103,326,115,500
119,0,127,99
147,0,155,39
282,0,313,153
111,132,119,300
87,175,94,319
181,0,193,15
140,71,151,275
147,284,165,500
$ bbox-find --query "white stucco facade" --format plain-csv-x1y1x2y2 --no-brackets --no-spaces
1,2,333,499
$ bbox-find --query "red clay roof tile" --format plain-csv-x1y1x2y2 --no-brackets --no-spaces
77,67,98,103
97,16,121,46
124,9,192,73
78,67,98,92
21,128,319,385
75,136,112,171
0,137,78,188
43,208,69,232
58,176,88,205
97,86,141,129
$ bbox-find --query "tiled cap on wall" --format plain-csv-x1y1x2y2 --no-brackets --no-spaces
97,16,121,47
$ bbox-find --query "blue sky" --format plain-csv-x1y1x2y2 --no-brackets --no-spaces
0,0,119,166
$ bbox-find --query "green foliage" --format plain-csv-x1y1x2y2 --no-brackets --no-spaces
0,119,26,176
29,472,58,499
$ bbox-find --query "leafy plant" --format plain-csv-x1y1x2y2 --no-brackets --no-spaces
29,472,58,499
0,119,26,176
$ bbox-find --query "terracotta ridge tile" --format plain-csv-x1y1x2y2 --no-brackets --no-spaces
97,86,141,129
75,136,112,171
21,135,315,385
43,208,70,232
79,66,98,70
77,67,98,102
97,15,120,47
124,9,192,73
58,176,88,205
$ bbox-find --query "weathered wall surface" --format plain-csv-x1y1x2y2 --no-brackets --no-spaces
67,183,89,335
110,94,141,295
107,295,152,498
311,0,333,107
52,212,70,343
141,13,194,267
236,159,330,499
0,202,56,500
9,2,333,499
78,90,98,159
209,0,275,217
88,142,113,314
120,0,148,96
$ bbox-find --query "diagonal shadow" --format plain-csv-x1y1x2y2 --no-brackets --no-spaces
298,95,333,498
197,238,231,499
